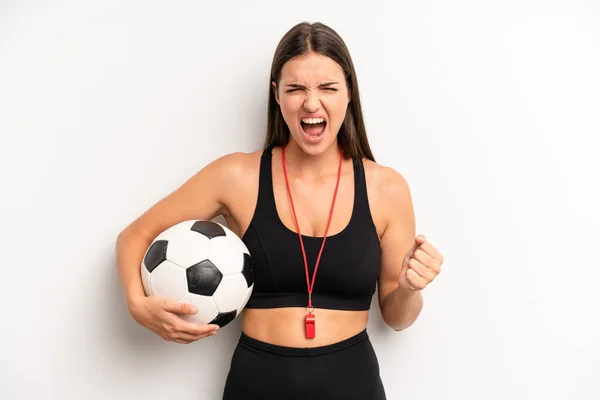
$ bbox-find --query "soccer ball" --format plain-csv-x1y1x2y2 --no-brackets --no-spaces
140,219,254,328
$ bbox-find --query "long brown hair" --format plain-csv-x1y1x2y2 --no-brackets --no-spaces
265,22,375,162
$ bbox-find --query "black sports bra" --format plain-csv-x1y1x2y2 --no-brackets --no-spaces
241,146,381,311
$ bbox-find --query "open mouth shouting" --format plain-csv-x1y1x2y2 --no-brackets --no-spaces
300,116,327,143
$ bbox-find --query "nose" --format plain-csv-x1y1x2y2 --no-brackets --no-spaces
303,90,321,112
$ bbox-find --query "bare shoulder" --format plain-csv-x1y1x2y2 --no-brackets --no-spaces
199,149,263,209
217,149,262,191
210,149,262,184
206,149,263,236
362,159,411,197
362,159,414,236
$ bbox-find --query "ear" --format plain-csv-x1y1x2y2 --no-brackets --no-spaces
272,81,280,104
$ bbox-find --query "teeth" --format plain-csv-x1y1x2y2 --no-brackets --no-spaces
302,117,325,124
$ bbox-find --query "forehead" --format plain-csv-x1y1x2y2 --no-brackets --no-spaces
280,52,345,84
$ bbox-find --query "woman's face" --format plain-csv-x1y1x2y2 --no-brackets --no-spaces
273,52,350,156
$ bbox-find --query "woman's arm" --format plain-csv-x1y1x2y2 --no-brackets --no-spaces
115,152,247,313
375,167,424,331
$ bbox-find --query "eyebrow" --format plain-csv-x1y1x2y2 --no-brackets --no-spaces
285,82,340,89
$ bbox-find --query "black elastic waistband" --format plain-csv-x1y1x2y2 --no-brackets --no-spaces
238,329,369,357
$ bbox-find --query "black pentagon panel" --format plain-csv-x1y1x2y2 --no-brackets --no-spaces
143,240,168,273
241,253,254,287
190,220,226,239
210,310,237,328
186,260,223,296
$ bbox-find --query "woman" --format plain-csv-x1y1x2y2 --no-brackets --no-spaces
116,22,444,399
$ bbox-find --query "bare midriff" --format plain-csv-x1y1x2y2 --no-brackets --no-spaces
242,307,369,347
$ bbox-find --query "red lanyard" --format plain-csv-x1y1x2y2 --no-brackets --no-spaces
281,144,343,338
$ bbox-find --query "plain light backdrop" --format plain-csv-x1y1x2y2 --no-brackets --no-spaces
1,1,599,399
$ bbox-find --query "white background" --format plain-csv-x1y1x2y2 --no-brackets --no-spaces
1,1,599,399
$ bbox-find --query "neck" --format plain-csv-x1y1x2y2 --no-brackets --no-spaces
283,140,341,178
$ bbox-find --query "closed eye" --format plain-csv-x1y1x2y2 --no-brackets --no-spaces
286,87,338,93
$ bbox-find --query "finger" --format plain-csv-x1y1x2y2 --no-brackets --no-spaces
406,279,418,291
408,258,437,281
413,248,433,266
167,331,200,342
167,314,220,336
406,268,427,290
195,330,219,340
182,322,220,336
413,249,441,274
168,330,217,344
403,238,421,263
419,242,444,263
164,300,198,316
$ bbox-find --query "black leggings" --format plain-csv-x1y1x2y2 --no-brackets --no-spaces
222,329,387,400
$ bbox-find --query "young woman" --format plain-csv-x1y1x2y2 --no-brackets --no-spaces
116,21,444,399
